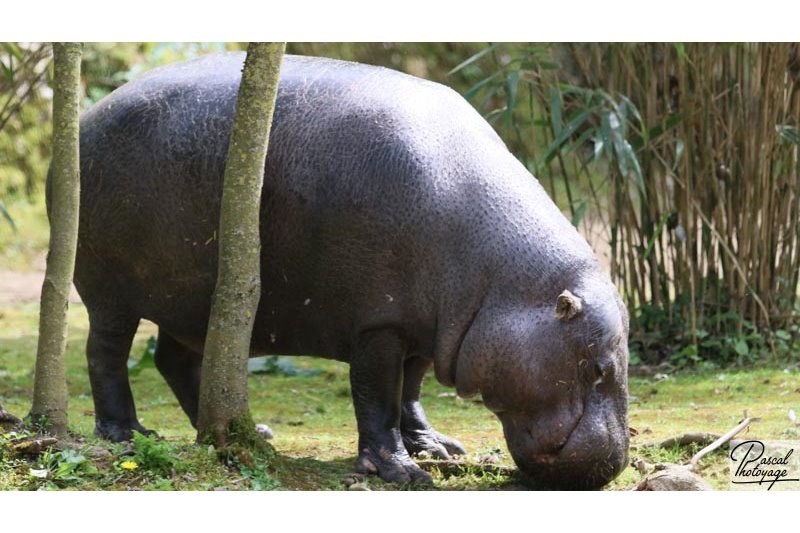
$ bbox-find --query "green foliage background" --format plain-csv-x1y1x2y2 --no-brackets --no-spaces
3,42,800,369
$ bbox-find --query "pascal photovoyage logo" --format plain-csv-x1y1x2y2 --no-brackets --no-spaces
729,439,800,490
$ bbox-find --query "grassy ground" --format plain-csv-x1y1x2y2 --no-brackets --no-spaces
2,301,799,491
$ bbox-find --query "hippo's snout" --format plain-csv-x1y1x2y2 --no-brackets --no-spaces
500,402,629,490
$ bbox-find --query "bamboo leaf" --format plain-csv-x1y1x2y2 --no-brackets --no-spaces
675,43,687,62
1,42,22,62
777,125,800,146
464,70,502,101
571,199,588,227
539,107,595,166
1,59,11,81
505,69,519,128
631,114,683,151
621,140,645,195
484,107,506,124
0,45,14,81
620,94,644,142
593,135,604,161
448,43,502,76
643,213,670,260
0,200,16,231
564,127,596,156
612,132,628,176
673,138,686,172
620,95,642,125
480,82,504,115
549,86,563,138
601,111,614,160
537,60,560,70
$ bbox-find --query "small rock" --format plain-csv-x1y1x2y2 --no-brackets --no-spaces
417,450,430,459
634,464,711,491
118,442,136,457
479,453,500,465
348,482,370,491
632,458,652,475
342,473,365,487
86,446,113,460
256,424,274,440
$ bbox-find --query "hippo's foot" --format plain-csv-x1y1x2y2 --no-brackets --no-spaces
402,428,466,459
356,432,433,484
95,420,158,442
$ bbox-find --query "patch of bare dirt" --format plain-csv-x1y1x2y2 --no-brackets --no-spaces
0,270,81,305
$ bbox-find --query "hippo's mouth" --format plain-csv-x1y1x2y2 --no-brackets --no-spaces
499,400,628,489
524,409,585,464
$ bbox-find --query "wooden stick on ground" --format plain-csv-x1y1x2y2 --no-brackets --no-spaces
688,411,760,471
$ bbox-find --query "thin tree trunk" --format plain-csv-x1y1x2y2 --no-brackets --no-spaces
29,42,82,436
197,42,285,448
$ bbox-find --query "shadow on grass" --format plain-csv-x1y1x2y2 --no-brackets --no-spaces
268,452,538,491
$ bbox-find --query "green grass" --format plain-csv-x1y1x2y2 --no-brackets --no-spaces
2,301,799,490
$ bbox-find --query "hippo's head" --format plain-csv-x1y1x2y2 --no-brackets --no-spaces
452,273,629,489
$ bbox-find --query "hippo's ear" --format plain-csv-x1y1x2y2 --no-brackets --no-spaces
555,290,582,320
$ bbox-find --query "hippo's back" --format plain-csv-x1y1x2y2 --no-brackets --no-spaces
73,53,513,354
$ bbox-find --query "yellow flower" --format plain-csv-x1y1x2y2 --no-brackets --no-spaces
120,460,138,470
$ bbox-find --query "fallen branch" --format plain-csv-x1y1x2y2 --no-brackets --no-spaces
688,412,760,471
659,432,720,449
9,436,58,457
633,411,760,490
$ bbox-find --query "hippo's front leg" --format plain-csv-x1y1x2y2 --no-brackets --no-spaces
350,330,432,484
401,356,466,459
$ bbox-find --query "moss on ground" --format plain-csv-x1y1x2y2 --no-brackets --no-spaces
2,301,799,490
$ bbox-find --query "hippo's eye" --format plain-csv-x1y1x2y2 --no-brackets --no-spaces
593,362,605,385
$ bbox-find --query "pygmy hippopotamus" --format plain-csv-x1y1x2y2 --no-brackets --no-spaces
63,52,629,489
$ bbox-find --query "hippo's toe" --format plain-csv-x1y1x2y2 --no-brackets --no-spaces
95,420,158,443
356,446,433,485
402,429,466,459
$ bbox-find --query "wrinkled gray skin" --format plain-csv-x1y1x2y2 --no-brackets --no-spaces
63,53,629,489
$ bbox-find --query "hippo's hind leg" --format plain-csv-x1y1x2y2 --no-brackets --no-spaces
400,356,466,459
350,329,432,484
85,305,154,441
153,330,202,427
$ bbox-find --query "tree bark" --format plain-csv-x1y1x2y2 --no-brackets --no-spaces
29,43,82,436
197,42,286,448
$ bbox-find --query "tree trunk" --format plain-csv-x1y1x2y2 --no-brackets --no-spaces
29,43,82,436
197,42,286,448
